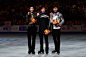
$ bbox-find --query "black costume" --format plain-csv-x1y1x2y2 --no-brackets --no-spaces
26,12,37,54
37,13,49,54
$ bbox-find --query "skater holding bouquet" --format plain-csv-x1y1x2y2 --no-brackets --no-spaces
26,5,37,54
37,5,50,54
50,5,64,54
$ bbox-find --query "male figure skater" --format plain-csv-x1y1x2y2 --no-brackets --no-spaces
26,6,37,54
37,6,49,54
50,5,64,54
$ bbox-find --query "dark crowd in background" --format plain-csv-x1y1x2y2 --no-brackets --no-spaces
0,0,86,26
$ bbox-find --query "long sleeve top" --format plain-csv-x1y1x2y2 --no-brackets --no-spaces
26,12,37,27
50,12,64,29
37,13,49,30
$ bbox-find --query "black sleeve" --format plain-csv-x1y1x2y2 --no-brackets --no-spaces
26,13,31,24
26,14,28,23
49,23,53,30
35,15,40,25
47,15,50,30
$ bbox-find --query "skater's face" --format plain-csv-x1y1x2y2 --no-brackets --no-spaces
30,7,34,13
41,7,46,13
53,7,58,13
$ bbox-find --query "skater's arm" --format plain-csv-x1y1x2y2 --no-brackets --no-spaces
26,14,28,23
49,13,53,30
59,13,64,26
36,13,40,25
26,12,31,23
47,15,50,30
26,12,34,25
35,13,39,25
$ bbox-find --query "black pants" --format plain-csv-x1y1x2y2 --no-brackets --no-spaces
27,26,36,52
39,30,49,52
52,29,61,53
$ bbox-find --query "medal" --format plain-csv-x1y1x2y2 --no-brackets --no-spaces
37,13,39,16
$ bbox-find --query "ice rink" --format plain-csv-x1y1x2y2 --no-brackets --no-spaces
0,33,86,57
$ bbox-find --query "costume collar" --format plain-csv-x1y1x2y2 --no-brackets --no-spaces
53,12,58,14
29,12,34,14
39,13,45,15
32,12,34,14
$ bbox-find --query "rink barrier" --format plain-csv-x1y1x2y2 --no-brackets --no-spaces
0,25,86,33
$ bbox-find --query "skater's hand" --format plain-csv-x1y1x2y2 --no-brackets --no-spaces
48,30,50,33
28,12,30,15
50,12,53,18
56,23,60,27
29,22,33,24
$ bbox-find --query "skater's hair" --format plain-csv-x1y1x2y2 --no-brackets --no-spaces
39,5,46,11
29,5,35,9
29,5,36,11
53,5,58,9
39,5,48,13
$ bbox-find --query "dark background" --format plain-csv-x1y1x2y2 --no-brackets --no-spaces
0,0,86,26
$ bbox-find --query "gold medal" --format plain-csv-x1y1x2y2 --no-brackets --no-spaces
37,13,39,16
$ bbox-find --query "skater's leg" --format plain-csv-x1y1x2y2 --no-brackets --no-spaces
44,35,49,54
38,30,44,54
27,28,32,54
56,29,61,53
32,27,36,54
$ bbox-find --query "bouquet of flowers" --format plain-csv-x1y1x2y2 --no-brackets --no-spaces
31,19,36,23
44,29,50,35
53,20,58,24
